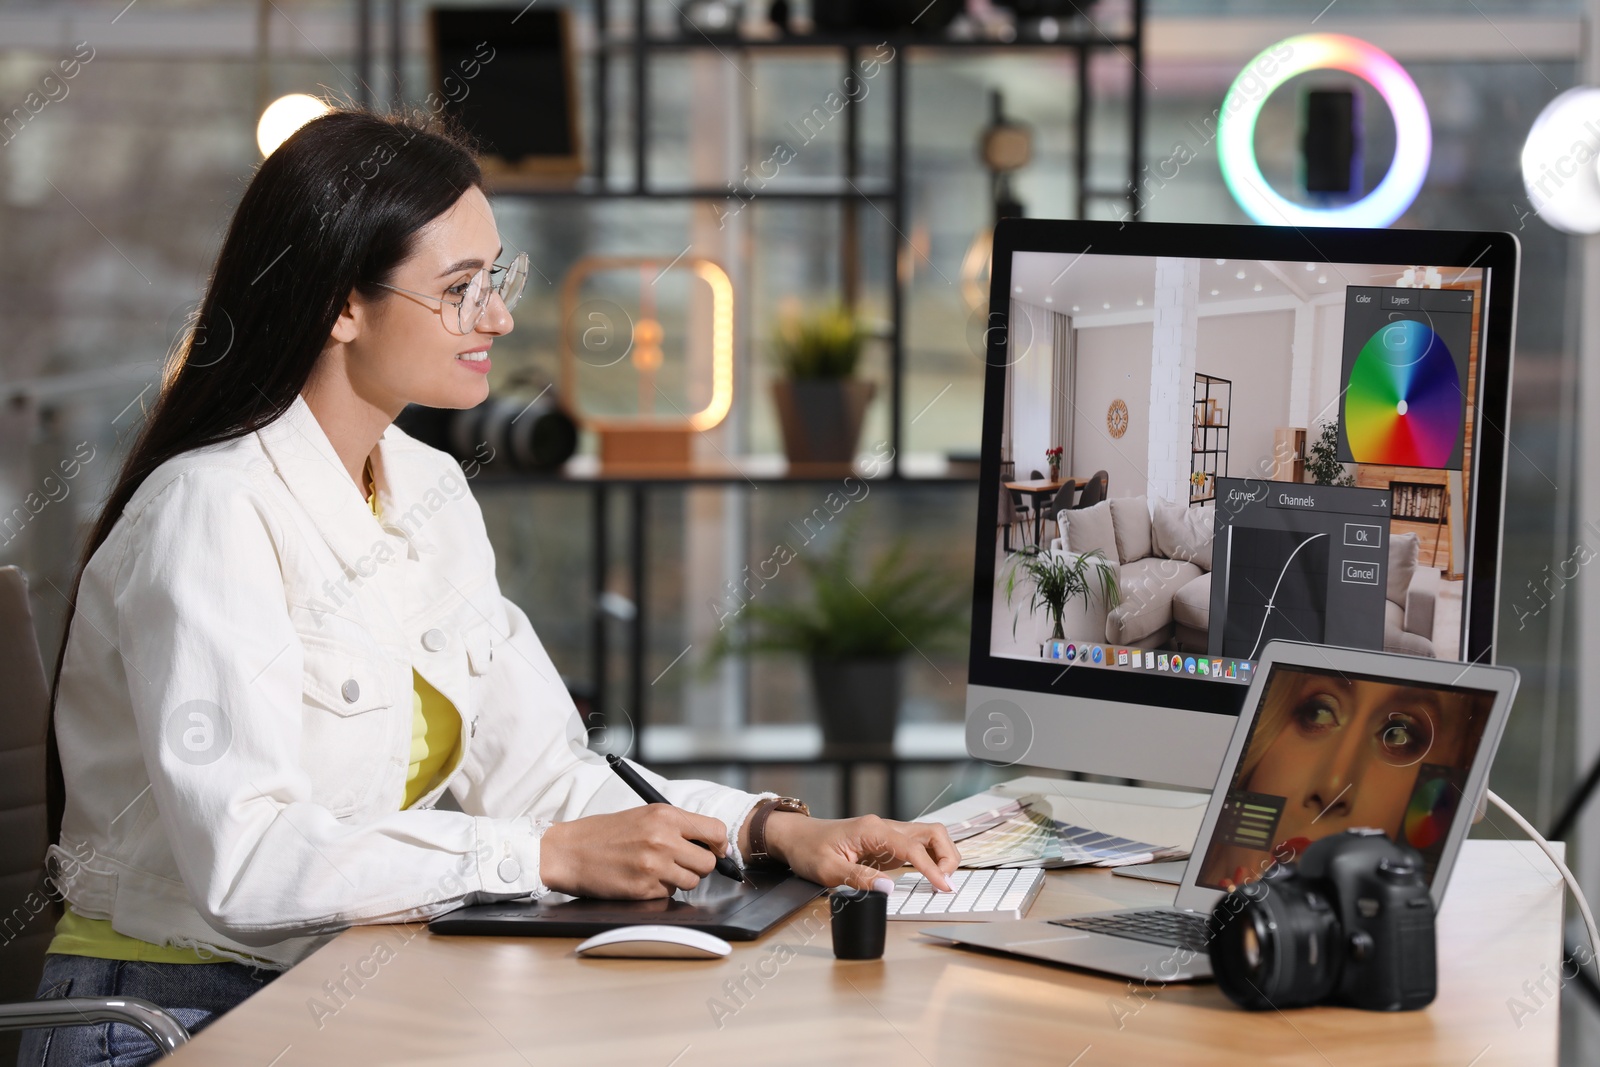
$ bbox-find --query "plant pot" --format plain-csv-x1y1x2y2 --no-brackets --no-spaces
772,379,876,465
808,656,902,751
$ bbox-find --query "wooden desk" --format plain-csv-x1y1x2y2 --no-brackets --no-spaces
1004,477,1081,547
170,841,1562,1066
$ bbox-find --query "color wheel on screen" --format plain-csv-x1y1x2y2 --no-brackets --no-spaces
1343,319,1463,468
1403,775,1457,851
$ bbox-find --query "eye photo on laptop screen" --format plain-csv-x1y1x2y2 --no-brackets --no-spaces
1192,663,1497,892
991,252,1483,678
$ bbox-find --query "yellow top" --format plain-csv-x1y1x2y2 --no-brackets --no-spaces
405,669,461,804
49,457,463,963
372,458,465,808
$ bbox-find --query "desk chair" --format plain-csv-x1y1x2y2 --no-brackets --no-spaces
1040,480,1078,544
1072,470,1108,510
1015,469,1047,545
998,484,1028,552
0,566,190,1058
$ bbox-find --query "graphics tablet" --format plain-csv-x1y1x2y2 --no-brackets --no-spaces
428,867,826,941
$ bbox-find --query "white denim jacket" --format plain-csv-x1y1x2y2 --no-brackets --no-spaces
48,393,769,968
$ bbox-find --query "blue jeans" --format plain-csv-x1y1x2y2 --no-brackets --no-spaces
17,954,279,1067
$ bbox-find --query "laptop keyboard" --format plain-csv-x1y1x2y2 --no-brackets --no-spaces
1049,909,1213,953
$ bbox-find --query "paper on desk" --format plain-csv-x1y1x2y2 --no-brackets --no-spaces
924,777,1209,867
943,795,1186,869
941,798,1032,842
925,777,1210,848
944,800,1057,867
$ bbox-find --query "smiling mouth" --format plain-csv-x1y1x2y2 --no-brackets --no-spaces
456,348,490,362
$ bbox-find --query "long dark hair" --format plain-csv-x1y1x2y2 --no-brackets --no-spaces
45,107,483,843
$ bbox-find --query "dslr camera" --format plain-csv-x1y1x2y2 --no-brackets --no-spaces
1208,828,1436,1011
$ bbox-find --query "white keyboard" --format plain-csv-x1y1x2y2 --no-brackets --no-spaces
885,867,1045,921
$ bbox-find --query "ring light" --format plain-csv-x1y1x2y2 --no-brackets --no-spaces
1217,34,1431,228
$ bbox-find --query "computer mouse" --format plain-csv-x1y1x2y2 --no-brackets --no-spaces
574,925,732,960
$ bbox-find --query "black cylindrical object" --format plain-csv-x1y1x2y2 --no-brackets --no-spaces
830,886,888,960
1209,872,1342,1010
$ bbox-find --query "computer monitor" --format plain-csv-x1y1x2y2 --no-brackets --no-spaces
965,220,1519,789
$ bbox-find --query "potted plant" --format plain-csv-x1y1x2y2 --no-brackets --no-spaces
708,522,966,750
1045,446,1063,479
1001,546,1120,644
770,305,875,465
1306,418,1357,487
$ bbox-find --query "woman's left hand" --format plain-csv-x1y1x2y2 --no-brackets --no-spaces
760,813,960,892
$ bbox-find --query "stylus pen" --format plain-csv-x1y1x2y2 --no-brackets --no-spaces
605,753,747,883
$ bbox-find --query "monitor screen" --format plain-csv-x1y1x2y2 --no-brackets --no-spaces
988,253,1490,685
966,222,1517,787
1192,663,1498,891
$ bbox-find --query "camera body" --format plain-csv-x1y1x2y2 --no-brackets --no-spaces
1209,828,1436,1012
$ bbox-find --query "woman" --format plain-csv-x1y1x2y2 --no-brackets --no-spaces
1195,667,1491,891
23,109,956,1067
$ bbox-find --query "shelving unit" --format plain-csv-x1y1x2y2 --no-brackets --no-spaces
1393,481,1446,524
494,0,1149,474
416,3,1151,813
1191,373,1231,505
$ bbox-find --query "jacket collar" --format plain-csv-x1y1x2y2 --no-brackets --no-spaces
255,393,438,575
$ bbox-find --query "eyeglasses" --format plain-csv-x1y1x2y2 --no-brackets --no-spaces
370,250,528,334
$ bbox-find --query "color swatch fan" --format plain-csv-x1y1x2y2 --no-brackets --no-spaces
1343,319,1462,468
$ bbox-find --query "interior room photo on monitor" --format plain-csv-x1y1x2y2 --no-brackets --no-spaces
1192,663,1497,892
989,251,1484,684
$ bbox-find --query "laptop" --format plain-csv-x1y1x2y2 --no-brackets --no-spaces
928,640,1518,982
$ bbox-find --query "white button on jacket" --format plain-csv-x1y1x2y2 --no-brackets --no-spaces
48,393,771,968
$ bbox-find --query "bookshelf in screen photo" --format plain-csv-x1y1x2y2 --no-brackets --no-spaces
1393,481,1445,523
1191,373,1231,505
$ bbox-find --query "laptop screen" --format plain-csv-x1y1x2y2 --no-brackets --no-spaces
1193,662,1497,892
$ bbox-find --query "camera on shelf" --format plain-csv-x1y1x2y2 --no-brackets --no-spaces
1208,828,1437,1012
395,384,577,476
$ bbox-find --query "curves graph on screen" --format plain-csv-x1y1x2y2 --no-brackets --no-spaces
1248,532,1331,661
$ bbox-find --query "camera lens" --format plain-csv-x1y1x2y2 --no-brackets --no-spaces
395,394,578,474
1240,912,1263,971
1210,880,1342,1010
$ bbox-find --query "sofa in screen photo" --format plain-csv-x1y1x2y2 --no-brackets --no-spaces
1049,497,1213,653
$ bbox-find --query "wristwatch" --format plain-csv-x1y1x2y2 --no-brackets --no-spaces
747,796,810,868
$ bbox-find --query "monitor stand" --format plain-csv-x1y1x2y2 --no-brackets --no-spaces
1111,860,1188,886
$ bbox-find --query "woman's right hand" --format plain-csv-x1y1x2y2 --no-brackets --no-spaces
537,805,728,899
